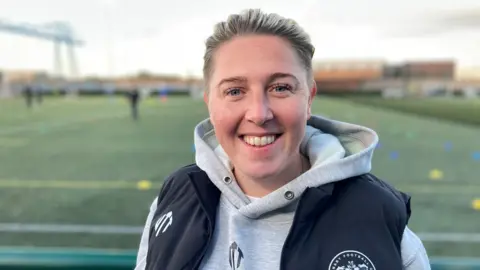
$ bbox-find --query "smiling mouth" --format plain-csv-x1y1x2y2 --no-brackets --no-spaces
240,134,283,147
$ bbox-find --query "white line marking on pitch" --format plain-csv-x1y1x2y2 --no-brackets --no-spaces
0,223,142,234
0,112,130,136
0,179,160,190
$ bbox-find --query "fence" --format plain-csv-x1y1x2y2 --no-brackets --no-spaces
1,223,479,269
0,248,479,270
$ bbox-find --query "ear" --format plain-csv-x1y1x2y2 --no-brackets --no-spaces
307,80,317,118
203,90,209,106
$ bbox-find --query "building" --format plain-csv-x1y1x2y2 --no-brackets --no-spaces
313,60,385,93
0,69,49,83
401,61,455,79
0,69,52,97
362,60,459,97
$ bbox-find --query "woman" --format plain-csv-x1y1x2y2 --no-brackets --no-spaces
135,9,430,270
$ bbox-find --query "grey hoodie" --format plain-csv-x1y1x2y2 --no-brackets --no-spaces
135,115,430,270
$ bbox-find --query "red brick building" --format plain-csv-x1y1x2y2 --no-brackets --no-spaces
313,60,385,93
402,61,455,79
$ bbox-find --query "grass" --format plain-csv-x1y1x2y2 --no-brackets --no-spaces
0,95,480,257
346,96,480,126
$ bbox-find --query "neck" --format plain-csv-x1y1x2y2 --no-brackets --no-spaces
233,153,310,198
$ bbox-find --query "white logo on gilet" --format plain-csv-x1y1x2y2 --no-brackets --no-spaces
154,211,173,236
328,250,376,270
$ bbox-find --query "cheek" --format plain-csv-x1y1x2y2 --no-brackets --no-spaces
210,107,231,126
275,100,308,146
208,103,239,139
276,98,309,125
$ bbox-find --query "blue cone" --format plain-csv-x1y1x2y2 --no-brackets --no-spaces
389,151,399,160
444,142,453,152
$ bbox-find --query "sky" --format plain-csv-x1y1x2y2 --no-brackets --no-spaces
0,0,479,78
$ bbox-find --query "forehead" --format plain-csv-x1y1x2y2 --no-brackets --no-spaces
210,35,305,85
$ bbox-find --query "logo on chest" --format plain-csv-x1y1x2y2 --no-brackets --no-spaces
328,250,375,270
229,241,244,270
154,211,173,236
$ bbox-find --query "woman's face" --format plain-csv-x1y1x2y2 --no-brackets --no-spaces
205,34,316,182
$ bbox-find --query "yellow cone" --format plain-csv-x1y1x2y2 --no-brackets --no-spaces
429,169,444,181
137,180,152,190
472,199,480,211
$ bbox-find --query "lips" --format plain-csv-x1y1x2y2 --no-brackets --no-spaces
241,134,282,147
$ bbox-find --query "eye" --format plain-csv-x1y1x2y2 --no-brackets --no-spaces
226,88,243,96
271,84,292,93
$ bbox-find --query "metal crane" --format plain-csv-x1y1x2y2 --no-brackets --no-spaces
0,19,85,78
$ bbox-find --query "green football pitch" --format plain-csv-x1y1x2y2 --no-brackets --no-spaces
0,96,479,257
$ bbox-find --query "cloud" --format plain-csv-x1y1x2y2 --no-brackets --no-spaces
433,8,480,32
380,7,480,38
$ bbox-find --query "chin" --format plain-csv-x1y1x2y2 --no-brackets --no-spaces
240,159,283,180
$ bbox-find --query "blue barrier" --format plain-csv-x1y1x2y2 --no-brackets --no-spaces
0,247,479,270
0,247,135,270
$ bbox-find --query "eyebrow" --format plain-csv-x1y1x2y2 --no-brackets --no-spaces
216,76,247,89
216,73,300,89
266,73,299,86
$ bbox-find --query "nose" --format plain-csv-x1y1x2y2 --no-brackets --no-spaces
245,94,273,126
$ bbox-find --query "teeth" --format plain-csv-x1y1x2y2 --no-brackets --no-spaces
243,135,276,147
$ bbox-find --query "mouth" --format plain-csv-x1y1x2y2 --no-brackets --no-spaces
239,134,283,147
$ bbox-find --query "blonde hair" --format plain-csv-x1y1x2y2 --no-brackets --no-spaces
203,9,315,89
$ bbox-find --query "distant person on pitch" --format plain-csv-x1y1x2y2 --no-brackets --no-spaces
23,85,33,108
127,88,140,121
134,9,430,270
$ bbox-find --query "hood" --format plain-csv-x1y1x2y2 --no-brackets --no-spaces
193,114,379,219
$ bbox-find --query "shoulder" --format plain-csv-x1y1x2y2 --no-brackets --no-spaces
162,163,205,187
158,164,209,203
340,173,410,207
335,173,412,224
157,164,205,201
368,173,411,214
